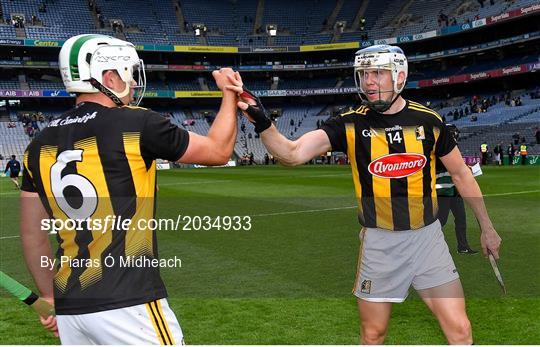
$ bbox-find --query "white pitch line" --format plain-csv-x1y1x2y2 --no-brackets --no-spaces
159,179,231,186
157,173,350,187
0,173,350,192
0,233,56,240
252,189,540,217
483,189,540,197
0,191,20,196
252,205,357,217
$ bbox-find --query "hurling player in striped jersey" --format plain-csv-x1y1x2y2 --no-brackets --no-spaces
231,45,501,345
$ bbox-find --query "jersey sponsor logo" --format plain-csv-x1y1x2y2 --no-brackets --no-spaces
368,153,427,179
49,112,97,127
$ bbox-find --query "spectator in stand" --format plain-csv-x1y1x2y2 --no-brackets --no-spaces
481,98,488,112
535,127,540,144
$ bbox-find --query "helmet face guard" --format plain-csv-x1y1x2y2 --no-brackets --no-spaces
353,45,408,113
131,60,146,106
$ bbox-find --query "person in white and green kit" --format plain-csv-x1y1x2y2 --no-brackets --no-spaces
436,124,478,254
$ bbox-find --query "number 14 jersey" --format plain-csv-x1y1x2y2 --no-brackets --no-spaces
320,100,457,231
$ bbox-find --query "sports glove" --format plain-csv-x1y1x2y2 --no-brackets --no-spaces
239,87,272,133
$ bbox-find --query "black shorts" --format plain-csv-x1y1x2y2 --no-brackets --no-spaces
10,171,19,178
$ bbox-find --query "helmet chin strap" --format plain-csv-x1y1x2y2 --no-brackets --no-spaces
86,78,128,106
361,90,401,113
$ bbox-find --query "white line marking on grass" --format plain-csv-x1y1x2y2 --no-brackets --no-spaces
157,173,350,187
0,233,57,240
253,205,357,217
253,190,540,217
159,180,231,186
0,235,20,240
483,190,540,197
0,191,20,196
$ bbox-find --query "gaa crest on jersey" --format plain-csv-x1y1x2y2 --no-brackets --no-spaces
360,279,372,294
368,153,427,179
415,125,425,140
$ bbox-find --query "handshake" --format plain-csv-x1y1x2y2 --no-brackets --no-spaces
213,68,272,134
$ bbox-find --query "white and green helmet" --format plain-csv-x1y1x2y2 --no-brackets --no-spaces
58,34,146,105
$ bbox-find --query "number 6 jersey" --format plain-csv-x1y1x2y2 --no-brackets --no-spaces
21,102,189,314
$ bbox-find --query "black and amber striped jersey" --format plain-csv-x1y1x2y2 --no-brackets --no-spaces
21,101,189,314
321,100,456,231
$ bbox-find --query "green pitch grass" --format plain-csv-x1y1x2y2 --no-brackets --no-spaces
1,165,539,344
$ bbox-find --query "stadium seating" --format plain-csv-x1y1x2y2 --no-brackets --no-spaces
262,0,334,35
0,122,32,161
26,79,64,89
335,0,364,27
0,24,16,37
0,0,533,46
2,0,95,40
0,78,20,89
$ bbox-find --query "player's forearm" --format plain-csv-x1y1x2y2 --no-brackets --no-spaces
207,91,238,161
20,194,55,298
21,234,55,298
260,125,300,166
452,170,493,230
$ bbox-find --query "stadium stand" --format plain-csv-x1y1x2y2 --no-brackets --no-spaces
0,0,538,164
2,0,96,40
0,0,534,45
0,122,33,161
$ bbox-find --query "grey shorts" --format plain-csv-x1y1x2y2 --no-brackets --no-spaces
353,220,459,302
